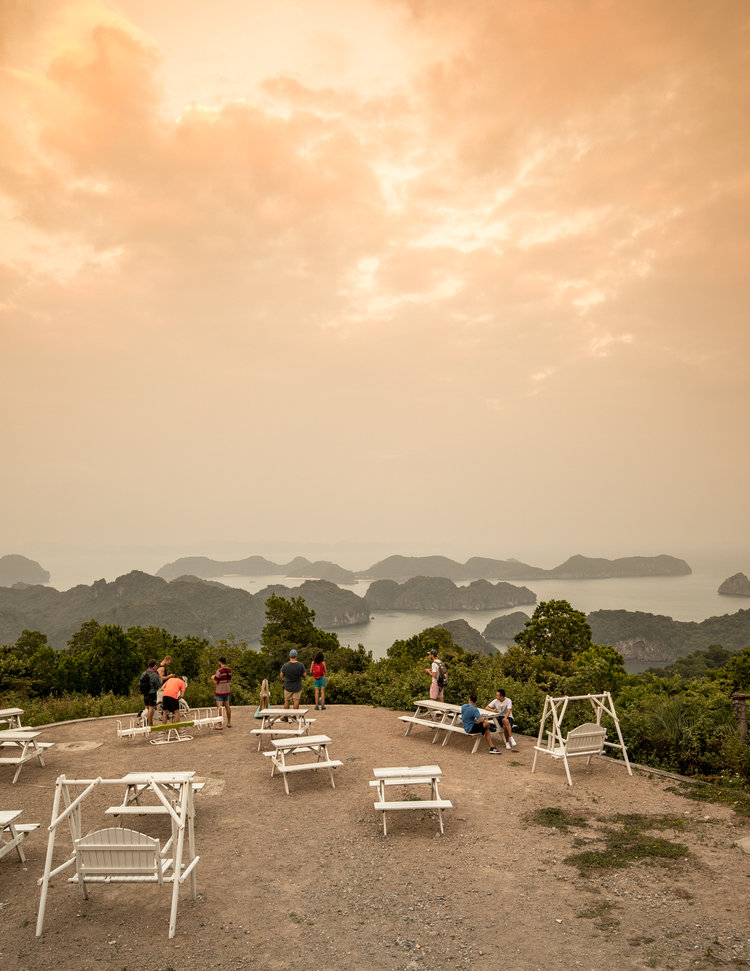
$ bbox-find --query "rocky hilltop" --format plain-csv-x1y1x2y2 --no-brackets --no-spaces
360,553,691,581
366,577,536,611
0,554,50,586
588,608,750,661
433,619,496,655
157,555,357,584
482,612,531,641
718,573,750,597
0,571,370,649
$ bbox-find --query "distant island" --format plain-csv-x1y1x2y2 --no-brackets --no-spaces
156,551,691,583
588,608,750,661
0,554,50,586
359,553,691,581
718,573,750,597
0,571,370,650
157,555,357,584
365,577,536,611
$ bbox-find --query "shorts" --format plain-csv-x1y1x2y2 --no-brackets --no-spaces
162,696,179,713
284,689,302,706
467,722,484,735
215,694,230,705
313,677,326,688
143,693,157,707
429,682,444,701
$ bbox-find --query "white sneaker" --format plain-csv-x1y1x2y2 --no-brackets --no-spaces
505,742,511,749
510,737,517,747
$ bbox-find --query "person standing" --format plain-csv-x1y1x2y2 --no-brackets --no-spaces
280,649,306,710
156,654,172,705
311,651,327,710
486,688,516,749
461,692,501,754
425,648,444,702
139,659,161,726
212,657,232,728
161,674,187,723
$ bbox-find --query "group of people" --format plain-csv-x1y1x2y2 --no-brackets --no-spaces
139,655,187,726
280,650,327,710
140,646,513,753
425,647,517,755
139,655,233,728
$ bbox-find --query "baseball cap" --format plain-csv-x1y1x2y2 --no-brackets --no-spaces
289,649,298,657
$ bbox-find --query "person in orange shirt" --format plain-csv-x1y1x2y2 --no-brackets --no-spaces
161,675,187,723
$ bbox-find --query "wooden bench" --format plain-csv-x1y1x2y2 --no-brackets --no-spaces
267,735,341,795
250,719,315,750
371,766,452,835
0,812,39,864
399,714,498,754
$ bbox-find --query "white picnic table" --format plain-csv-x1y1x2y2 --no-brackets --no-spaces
0,809,39,863
399,699,501,754
106,771,202,820
266,734,342,795
370,765,453,835
251,707,314,750
0,729,54,783
0,707,24,729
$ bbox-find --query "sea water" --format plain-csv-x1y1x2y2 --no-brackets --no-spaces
22,545,749,667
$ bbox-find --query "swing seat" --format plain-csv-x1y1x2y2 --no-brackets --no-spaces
541,722,606,760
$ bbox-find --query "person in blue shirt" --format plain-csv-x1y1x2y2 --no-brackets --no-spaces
461,692,501,754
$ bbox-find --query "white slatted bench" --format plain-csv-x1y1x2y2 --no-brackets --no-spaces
250,719,315,751
371,766,452,835
398,715,490,754
532,722,607,786
267,735,342,795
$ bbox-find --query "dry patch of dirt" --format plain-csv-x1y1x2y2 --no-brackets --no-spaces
1,705,749,970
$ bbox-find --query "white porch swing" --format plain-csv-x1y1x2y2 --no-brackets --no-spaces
531,691,633,786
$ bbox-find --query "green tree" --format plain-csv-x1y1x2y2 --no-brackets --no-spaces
260,594,340,671
514,599,593,663
82,625,143,695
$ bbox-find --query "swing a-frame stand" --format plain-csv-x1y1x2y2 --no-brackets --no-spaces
531,692,632,786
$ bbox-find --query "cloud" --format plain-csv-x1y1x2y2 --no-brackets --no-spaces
0,0,748,554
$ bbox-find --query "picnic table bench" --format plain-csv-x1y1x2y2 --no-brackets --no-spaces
399,700,501,754
1,810,40,863
0,707,25,730
370,765,452,835
0,730,54,784
251,708,315,750
264,734,342,795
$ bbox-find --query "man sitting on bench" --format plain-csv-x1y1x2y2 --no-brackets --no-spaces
461,692,500,754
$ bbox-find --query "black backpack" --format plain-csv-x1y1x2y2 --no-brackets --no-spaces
138,669,153,693
437,663,448,689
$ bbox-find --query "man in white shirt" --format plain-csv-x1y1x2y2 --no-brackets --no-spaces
486,688,516,749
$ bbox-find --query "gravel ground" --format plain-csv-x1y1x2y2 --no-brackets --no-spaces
1,704,749,970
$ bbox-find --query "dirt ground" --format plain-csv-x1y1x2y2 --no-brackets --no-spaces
1,704,749,971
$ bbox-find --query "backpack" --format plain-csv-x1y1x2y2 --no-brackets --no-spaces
138,669,153,694
437,663,448,689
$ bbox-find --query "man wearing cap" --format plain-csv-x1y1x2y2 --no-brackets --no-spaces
424,648,444,702
280,649,306,710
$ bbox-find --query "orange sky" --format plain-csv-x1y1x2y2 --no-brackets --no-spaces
1,0,749,565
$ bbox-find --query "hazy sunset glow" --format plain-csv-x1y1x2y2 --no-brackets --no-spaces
2,0,748,564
